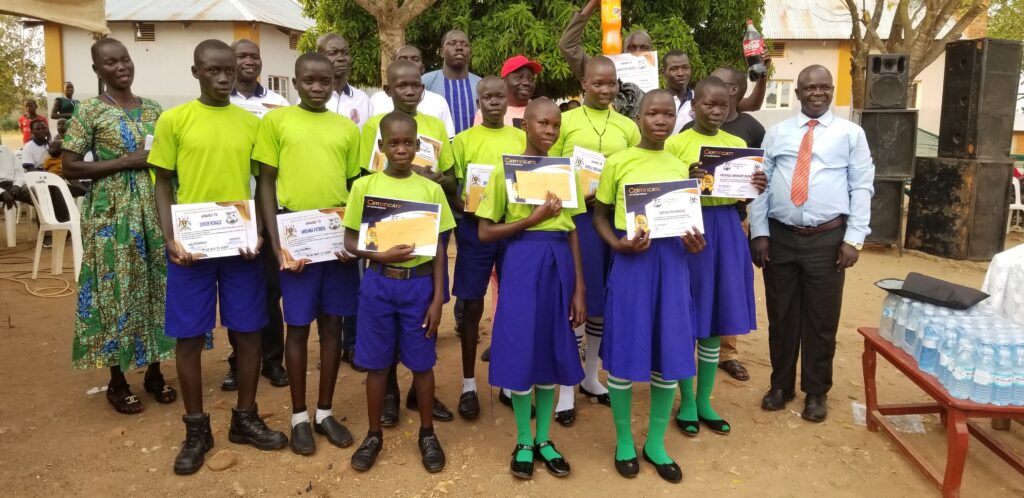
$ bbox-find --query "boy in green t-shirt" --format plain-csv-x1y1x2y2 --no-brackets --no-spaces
150,39,287,476
253,53,361,456
342,112,455,474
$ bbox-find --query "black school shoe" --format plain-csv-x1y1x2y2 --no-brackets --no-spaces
381,392,400,427
418,432,446,473
173,413,214,475
315,415,354,448
554,408,576,427
220,369,238,391
261,364,289,387
614,448,640,478
458,391,480,420
642,447,682,483
228,404,288,451
406,390,454,422
351,432,383,472
533,440,571,477
509,444,535,479
290,421,316,455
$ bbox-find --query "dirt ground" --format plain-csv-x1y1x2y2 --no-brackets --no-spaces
1,221,1022,498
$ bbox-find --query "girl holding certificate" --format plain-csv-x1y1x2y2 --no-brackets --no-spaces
592,90,707,483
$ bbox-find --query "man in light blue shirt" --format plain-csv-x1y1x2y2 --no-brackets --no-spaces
422,30,481,135
749,65,874,423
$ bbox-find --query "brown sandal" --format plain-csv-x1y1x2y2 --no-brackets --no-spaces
718,360,750,381
107,384,145,414
144,371,178,404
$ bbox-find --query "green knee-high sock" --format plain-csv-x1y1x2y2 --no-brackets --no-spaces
511,390,534,463
696,337,726,427
534,385,562,460
645,373,678,465
676,376,697,425
607,375,635,461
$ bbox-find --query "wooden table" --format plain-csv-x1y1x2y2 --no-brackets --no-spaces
859,327,1024,497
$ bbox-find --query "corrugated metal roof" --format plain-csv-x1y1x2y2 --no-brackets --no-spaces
763,0,954,40
105,0,313,31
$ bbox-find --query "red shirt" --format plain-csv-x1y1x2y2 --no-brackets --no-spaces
19,114,48,143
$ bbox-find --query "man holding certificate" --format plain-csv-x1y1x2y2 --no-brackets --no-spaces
253,53,362,456
151,40,287,476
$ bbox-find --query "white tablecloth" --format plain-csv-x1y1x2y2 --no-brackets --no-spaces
981,243,1024,325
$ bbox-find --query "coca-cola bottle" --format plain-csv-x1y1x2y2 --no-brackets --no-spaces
743,19,767,81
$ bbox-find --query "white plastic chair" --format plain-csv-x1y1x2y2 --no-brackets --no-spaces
1008,177,1024,234
24,171,82,281
3,204,15,247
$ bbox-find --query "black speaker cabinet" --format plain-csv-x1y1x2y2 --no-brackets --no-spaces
865,54,909,109
867,177,906,245
938,38,1023,160
853,109,918,177
905,157,1013,261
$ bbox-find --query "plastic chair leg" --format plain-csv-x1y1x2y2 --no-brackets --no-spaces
51,229,69,276
70,224,83,282
31,228,45,280
4,206,14,248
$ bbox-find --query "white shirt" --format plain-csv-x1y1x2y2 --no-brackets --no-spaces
672,91,695,135
326,85,372,129
20,140,49,169
230,83,290,119
0,145,25,194
370,90,456,139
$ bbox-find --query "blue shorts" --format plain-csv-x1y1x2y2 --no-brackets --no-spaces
165,256,268,339
279,260,360,326
452,216,504,299
355,269,436,372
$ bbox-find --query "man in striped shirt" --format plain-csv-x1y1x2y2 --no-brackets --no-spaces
422,30,481,135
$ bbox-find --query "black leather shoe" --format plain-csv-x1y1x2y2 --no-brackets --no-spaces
406,390,454,422
228,404,288,450
340,349,355,364
458,391,480,420
642,447,682,483
509,444,534,479
315,415,354,448
261,364,289,388
351,432,383,472
480,346,491,362
699,416,731,435
173,413,214,475
761,388,796,411
498,390,535,419
533,440,570,477
554,409,576,427
418,432,446,473
381,393,400,427
802,394,828,423
674,416,700,437
220,369,238,391
614,450,640,478
579,385,611,406
290,421,316,455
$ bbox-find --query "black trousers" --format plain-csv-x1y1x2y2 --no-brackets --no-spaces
228,243,285,369
763,219,846,395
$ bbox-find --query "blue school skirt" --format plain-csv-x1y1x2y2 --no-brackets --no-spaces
601,237,697,381
687,205,757,338
488,231,585,391
574,209,612,317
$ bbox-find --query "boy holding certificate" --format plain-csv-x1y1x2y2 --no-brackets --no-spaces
151,40,287,475
592,90,707,483
477,99,587,480
442,76,526,419
343,112,455,474
665,77,767,438
252,53,361,455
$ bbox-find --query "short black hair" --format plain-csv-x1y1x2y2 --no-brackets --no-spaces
29,118,47,129
694,76,729,101
316,32,346,52
386,59,421,84
441,29,468,45
661,49,689,68
477,75,504,94
639,88,675,112
231,38,259,51
193,39,232,66
585,55,617,78
379,111,417,139
89,37,126,62
295,52,332,75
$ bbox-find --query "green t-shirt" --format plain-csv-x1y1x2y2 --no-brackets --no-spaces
550,105,641,159
343,171,456,268
359,112,452,174
596,147,691,231
252,106,361,211
475,161,587,232
665,128,747,207
149,100,258,204
442,125,527,181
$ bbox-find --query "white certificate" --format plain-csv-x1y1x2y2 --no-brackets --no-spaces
277,208,346,266
608,51,660,92
624,180,704,240
463,163,494,213
171,201,258,259
368,132,441,173
698,146,765,199
571,146,605,196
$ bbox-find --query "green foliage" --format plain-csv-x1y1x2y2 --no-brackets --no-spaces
300,0,764,98
0,16,44,116
990,0,1024,41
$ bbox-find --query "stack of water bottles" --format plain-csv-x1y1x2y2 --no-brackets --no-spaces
879,294,1024,406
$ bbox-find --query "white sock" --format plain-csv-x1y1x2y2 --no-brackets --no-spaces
291,411,310,428
315,408,332,424
462,378,477,393
556,384,575,412
502,388,513,398
581,319,608,395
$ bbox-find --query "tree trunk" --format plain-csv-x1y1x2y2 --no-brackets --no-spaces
378,24,406,84
352,0,438,84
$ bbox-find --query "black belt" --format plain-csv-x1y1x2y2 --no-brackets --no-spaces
367,261,433,280
771,215,846,236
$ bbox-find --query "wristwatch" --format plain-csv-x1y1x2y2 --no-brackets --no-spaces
844,240,863,251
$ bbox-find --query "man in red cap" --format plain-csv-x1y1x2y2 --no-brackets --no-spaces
474,55,541,129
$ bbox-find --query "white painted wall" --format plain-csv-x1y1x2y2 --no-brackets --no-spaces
258,23,299,104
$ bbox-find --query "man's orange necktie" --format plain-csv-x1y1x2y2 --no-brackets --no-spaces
790,119,818,207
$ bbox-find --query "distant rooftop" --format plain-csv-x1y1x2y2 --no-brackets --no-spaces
104,0,313,32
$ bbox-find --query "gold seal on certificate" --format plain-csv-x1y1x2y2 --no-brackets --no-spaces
358,196,441,257
571,146,605,196
171,200,258,259
624,180,704,240
464,163,494,213
607,51,660,92
277,208,346,266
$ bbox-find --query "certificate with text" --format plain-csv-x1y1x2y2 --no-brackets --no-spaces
368,133,442,173
571,146,605,196
608,51,660,92
463,163,494,213
171,201,258,259
698,146,764,199
502,155,579,209
277,208,346,266
623,180,703,240
357,196,440,257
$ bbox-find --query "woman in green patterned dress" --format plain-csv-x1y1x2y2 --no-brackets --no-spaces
63,38,177,414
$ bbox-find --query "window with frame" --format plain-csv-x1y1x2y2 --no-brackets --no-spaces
764,80,793,110
267,76,290,101
768,42,786,59
134,23,155,42
289,32,300,50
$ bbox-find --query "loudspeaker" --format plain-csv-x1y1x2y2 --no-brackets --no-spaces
853,109,918,177
905,157,1014,261
938,38,1023,159
865,54,909,109
867,177,905,245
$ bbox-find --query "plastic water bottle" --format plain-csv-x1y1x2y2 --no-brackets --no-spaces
991,346,1014,406
903,303,927,355
948,340,976,399
879,293,901,342
892,298,912,349
917,318,942,376
913,312,939,362
1012,346,1024,406
937,324,961,386
969,343,996,404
